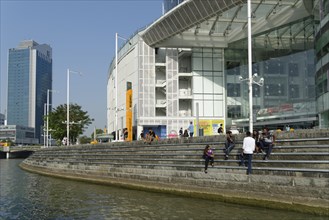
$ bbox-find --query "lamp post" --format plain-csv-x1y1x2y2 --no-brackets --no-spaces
239,73,264,132
46,89,57,148
43,103,47,148
247,0,253,132
115,32,130,141
67,68,81,146
237,0,264,132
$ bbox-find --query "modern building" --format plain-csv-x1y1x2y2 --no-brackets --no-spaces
7,40,52,142
163,0,185,13
0,125,39,145
315,0,329,128
0,113,5,125
107,0,328,139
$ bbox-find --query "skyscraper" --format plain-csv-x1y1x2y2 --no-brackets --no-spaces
7,40,52,142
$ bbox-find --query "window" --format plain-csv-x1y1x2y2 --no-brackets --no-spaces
288,63,299,76
227,83,240,97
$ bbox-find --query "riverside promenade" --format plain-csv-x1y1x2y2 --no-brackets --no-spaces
20,129,329,215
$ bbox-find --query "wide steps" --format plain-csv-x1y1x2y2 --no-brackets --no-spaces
25,137,329,178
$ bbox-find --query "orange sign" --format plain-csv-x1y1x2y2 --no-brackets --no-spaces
126,89,133,141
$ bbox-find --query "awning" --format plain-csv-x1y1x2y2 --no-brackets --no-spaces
141,0,315,48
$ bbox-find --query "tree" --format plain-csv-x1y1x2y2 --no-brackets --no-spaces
47,103,93,145
90,128,104,140
79,135,92,144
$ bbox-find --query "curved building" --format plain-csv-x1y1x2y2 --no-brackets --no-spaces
163,0,185,13
315,0,329,128
107,0,326,139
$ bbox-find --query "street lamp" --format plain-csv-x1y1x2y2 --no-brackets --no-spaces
43,103,47,148
239,73,264,132
237,0,265,132
67,68,82,146
115,32,130,141
46,89,57,148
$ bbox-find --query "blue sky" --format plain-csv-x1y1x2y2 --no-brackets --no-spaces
0,0,163,136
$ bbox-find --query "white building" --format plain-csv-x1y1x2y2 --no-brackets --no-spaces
107,0,327,139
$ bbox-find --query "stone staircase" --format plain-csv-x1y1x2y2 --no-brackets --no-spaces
24,137,329,177
20,130,329,215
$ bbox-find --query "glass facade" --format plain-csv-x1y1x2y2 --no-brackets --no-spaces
192,48,225,117
7,41,52,142
315,0,329,128
7,49,30,126
225,17,318,130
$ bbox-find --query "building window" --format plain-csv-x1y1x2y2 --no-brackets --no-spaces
227,83,240,97
288,63,299,76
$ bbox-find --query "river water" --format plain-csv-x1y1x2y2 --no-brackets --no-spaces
0,159,326,220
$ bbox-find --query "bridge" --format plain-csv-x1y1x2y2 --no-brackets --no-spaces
0,146,40,159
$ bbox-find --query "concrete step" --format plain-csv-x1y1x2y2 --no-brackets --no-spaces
26,158,329,178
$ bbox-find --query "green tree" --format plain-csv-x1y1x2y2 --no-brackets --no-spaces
47,103,93,145
79,135,92,144
90,128,104,140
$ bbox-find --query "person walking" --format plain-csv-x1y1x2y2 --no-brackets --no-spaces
203,145,214,174
240,131,256,175
188,121,194,137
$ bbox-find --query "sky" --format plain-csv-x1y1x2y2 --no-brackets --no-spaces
0,0,163,136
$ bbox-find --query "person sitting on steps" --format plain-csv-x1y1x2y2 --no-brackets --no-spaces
224,130,235,160
259,127,275,160
252,130,261,153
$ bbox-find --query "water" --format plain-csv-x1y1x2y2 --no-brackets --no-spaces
0,159,326,220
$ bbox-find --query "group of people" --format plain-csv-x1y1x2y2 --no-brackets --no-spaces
203,127,275,175
140,129,159,144
179,121,195,138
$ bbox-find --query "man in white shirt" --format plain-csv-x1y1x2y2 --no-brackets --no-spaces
241,131,256,175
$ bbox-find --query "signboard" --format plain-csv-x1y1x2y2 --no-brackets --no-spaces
194,119,225,136
126,82,133,141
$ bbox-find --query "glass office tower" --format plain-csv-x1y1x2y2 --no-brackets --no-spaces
7,40,52,142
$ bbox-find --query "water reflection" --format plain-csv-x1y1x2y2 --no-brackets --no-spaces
0,159,326,220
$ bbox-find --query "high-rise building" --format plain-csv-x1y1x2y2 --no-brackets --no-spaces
0,113,5,125
7,40,52,142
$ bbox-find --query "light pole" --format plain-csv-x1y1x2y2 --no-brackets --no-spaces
67,68,81,146
43,103,47,148
247,0,253,132
46,89,57,148
239,73,264,132
115,32,130,141
237,0,264,132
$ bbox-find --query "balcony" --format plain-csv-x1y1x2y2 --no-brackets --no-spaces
156,80,166,88
179,89,192,99
156,99,167,108
179,110,191,117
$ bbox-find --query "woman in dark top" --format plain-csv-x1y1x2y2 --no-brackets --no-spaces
203,145,214,173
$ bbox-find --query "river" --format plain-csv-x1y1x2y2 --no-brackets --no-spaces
0,159,326,220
